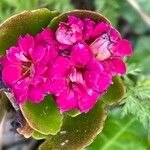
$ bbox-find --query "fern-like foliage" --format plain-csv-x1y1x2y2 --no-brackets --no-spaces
122,63,150,129
126,63,142,76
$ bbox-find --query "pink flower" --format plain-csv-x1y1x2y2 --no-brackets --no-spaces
1,15,133,113
2,28,58,104
90,22,133,75
56,16,83,45
51,16,133,112
48,43,112,112
55,16,96,45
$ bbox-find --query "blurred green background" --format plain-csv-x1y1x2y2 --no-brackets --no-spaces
0,0,150,150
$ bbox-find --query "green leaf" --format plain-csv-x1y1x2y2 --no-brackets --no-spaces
0,8,59,55
32,131,48,140
101,76,125,105
20,95,63,135
65,109,81,117
49,9,110,30
87,108,149,150
39,101,107,150
122,79,150,129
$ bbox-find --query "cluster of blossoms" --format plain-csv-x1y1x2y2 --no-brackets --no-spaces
1,16,133,113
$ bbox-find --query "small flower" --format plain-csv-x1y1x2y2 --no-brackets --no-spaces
90,23,133,75
48,43,112,112
2,28,58,104
55,16,83,45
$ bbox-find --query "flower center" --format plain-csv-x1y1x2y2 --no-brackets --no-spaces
22,62,32,77
69,68,84,84
59,50,71,57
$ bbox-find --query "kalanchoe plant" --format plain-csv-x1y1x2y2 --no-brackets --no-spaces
0,9,133,150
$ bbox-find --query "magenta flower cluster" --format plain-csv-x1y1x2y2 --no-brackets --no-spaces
1,16,133,112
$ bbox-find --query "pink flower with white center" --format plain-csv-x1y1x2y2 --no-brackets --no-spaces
2,28,58,104
90,22,133,75
48,43,112,112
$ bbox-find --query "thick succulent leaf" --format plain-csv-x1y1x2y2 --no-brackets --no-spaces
32,131,48,140
20,96,63,135
87,108,149,150
0,8,59,55
101,76,125,105
65,109,81,117
0,92,8,123
49,9,111,30
39,101,107,150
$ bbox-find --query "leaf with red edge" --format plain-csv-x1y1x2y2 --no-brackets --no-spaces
0,8,59,55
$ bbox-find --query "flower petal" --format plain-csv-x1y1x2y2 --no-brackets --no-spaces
56,90,78,112
109,27,120,42
47,44,58,62
85,58,104,72
48,56,71,80
71,43,92,66
34,64,47,75
93,22,109,37
90,35,111,61
35,28,54,43
31,75,43,86
68,16,83,30
56,23,82,45
13,78,30,104
28,86,45,103
2,65,22,85
112,39,133,56
97,74,112,92
84,71,100,91
14,77,30,90
18,34,34,55
30,45,46,63
83,18,96,40
14,91,28,104
73,85,99,113
84,71,111,93
6,47,22,63
48,79,67,95
108,57,126,75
